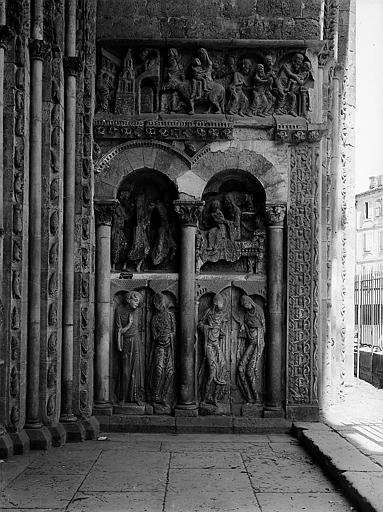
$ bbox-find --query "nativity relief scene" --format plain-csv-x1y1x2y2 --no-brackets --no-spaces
96,46,314,119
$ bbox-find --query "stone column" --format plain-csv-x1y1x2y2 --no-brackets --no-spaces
60,0,82,430
25,4,52,448
174,199,204,415
0,19,15,457
60,56,82,428
94,200,118,414
264,204,286,417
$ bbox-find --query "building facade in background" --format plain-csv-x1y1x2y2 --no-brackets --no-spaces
356,175,383,272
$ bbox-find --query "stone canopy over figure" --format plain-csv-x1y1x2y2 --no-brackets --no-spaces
114,291,144,405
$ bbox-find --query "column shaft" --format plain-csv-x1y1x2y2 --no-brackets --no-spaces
267,225,284,410
60,0,78,422
60,72,77,421
94,201,118,412
178,225,197,407
95,224,112,406
26,4,46,428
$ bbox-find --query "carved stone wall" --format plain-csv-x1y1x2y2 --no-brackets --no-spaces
287,144,319,416
73,0,97,419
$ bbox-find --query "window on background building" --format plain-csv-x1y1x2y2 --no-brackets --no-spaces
375,200,382,217
380,231,383,251
365,201,370,219
363,231,373,252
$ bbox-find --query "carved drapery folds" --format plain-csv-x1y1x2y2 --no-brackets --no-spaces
96,45,315,119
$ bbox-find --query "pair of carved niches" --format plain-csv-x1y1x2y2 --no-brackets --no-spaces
112,285,265,416
97,45,314,118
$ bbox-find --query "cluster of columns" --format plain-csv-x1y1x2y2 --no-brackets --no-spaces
93,197,286,416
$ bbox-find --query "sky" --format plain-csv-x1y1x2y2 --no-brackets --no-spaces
355,0,383,193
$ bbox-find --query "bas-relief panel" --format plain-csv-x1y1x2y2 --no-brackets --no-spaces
96,46,314,119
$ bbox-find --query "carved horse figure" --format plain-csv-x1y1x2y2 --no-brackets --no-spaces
163,48,225,115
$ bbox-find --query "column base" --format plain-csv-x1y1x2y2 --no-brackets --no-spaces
175,404,198,417
48,424,67,447
62,420,86,442
263,406,285,419
10,430,30,455
93,402,113,416
241,403,264,417
82,416,100,440
25,426,52,450
0,430,14,458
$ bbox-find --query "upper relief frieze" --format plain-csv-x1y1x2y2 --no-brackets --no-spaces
95,45,316,121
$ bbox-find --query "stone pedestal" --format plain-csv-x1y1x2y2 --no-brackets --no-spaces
174,199,204,415
94,200,119,415
63,421,86,442
264,205,286,417
82,416,100,440
25,426,52,450
48,424,67,447
0,428,13,458
10,430,30,454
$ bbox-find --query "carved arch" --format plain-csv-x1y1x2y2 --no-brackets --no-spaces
94,140,192,199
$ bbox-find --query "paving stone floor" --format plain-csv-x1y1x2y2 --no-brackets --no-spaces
0,433,356,512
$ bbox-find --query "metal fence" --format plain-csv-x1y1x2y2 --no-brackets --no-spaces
354,269,383,352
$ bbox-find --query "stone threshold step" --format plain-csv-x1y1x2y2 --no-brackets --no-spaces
96,415,292,434
292,422,383,512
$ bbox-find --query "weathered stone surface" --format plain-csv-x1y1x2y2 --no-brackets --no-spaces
67,491,164,512
256,492,352,512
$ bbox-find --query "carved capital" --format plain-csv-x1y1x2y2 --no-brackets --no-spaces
0,25,14,50
29,39,50,61
174,199,204,227
94,199,119,227
63,56,83,77
266,204,286,227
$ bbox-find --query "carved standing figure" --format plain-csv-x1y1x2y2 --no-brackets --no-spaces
128,193,154,271
198,294,228,405
150,293,175,408
237,295,265,403
150,200,176,266
115,291,144,404
277,53,313,117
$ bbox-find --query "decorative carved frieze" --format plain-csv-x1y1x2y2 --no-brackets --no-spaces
174,199,204,227
94,200,119,227
94,118,234,141
275,123,326,143
287,145,319,405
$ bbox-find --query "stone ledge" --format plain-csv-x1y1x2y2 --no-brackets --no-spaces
292,422,383,512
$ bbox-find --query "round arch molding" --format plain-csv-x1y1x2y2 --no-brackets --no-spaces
94,140,192,200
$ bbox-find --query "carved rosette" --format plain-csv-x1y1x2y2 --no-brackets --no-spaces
63,56,83,77
0,25,14,51
287,145,319,406
94,200,119,227
29,38,50,61
174,200,204,227
265,204,286,227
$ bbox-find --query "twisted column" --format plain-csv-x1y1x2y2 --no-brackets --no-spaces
265,204,286,417
174,199,204,414
94,200,118,414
